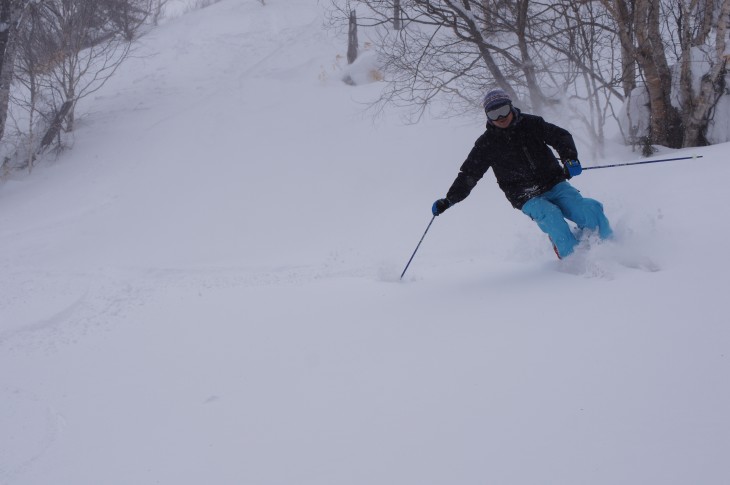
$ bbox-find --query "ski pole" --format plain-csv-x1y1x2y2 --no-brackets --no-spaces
400,215,436,280
583,155,702,171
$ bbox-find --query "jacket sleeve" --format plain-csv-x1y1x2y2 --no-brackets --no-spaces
445,139,491,204
541,119,578,160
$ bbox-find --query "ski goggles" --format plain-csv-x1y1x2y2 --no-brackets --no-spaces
486,103,512,121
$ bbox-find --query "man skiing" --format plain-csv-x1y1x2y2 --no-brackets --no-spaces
432,88,612,259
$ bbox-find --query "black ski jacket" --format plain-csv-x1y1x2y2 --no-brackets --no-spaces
446,109,578,210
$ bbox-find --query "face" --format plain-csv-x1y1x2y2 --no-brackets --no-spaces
491,110,514,129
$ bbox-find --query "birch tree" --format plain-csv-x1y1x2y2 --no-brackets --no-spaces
0,0,30,143
675,0,730,146
604,0,729,147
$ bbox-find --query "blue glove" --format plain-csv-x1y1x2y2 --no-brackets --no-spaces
563,159,582,179
432,198,452,216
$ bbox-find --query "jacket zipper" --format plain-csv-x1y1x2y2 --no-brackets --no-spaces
522,146,537,170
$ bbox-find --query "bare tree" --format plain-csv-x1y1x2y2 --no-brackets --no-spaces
328,0,519,120
7,0,146,158
40,1,134,135
328,0,622,130
541,0,623,157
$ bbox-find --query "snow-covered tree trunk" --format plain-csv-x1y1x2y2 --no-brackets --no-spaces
678,0,730,147
0,0,26,143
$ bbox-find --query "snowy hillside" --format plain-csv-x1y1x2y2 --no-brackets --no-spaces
1,1,729,484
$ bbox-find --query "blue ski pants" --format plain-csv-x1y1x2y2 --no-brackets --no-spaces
521,181,612,258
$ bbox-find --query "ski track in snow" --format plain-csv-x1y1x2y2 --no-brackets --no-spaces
0,256,398,353
0,270,147,353
0,387,65,484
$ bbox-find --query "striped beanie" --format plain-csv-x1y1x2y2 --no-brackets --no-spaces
482,89,512,112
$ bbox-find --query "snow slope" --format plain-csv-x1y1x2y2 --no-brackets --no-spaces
1,1,729,484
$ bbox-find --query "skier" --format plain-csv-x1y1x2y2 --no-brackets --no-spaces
432,88,612,259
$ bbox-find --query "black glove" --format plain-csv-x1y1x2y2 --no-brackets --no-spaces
563,159,582,179
432,198,452,216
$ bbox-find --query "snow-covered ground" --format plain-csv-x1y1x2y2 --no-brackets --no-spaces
1,1,729,484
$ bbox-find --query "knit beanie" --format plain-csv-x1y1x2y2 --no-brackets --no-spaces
482,89,512,112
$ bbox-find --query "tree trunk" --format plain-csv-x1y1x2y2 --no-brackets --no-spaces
347,9,358,64
393,0,401,30
39,99,73,152
602,0,637,96
515,0,543,110
634,0,682,148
